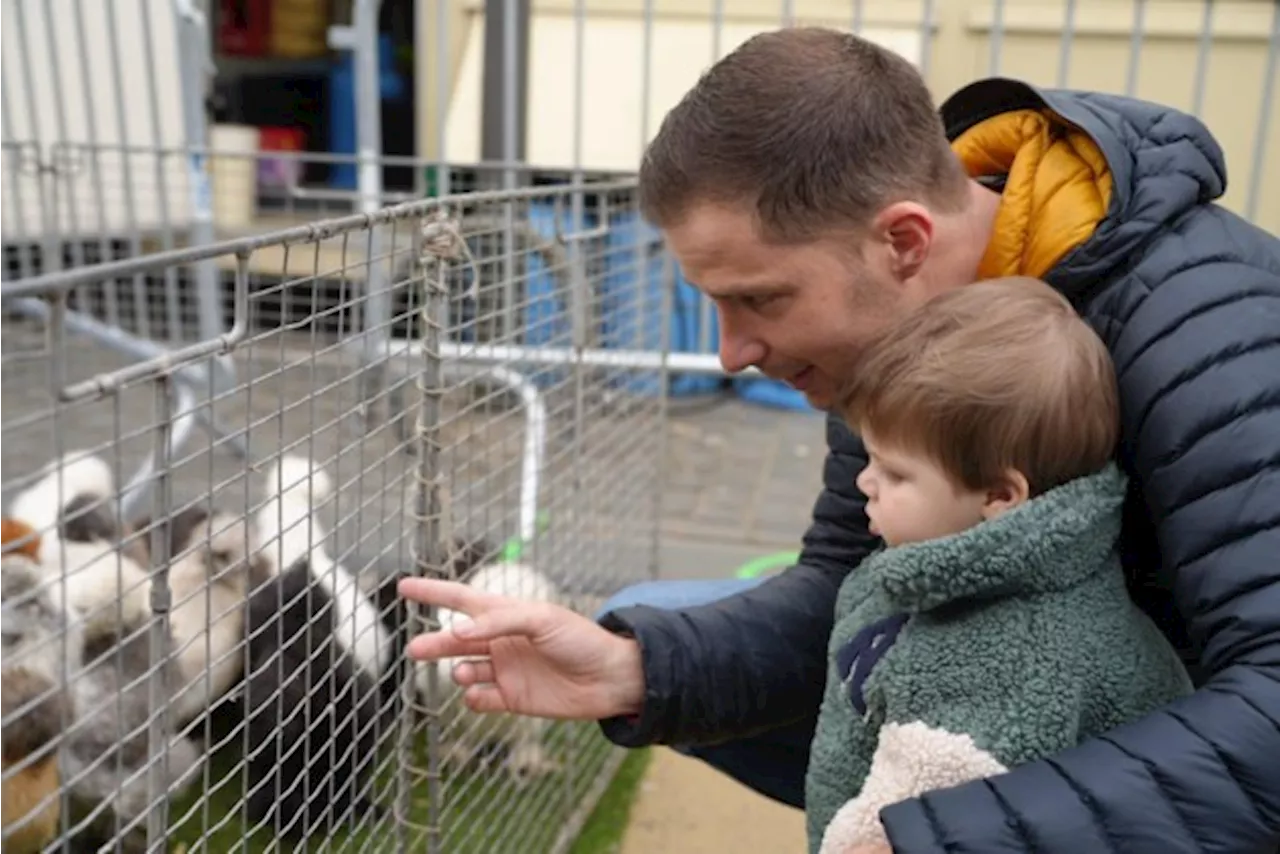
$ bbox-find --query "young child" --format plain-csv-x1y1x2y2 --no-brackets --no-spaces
805,276,1194,854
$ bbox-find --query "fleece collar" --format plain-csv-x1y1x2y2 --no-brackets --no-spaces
864,463,1129,613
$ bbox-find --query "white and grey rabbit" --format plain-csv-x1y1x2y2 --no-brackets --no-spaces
423,555,564,784
58,589,203,854
7,450,120,555
7,452,149,631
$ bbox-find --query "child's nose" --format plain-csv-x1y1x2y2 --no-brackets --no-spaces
856,467,874,498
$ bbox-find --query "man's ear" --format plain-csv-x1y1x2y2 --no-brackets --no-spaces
980,469,1030,521
871,201,934,282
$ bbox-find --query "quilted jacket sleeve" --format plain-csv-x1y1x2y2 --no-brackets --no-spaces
596,411,881,747
879,262,1280,853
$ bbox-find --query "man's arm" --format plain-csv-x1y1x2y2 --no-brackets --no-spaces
596,411,881,747
879,264,1280,853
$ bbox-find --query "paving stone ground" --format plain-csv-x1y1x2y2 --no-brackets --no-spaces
623,397,823,854
660,395,827,549
619,747,807,854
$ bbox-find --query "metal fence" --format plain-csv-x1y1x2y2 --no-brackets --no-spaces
3,1,1279,853
1,181,665,853
4,1,1277,374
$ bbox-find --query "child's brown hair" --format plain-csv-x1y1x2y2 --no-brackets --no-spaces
838,276,1119,497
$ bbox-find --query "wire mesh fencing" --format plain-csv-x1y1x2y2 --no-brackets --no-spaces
6,0,1277,394
1,180,664,853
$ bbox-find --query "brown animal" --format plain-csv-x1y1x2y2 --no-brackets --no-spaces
1,553,75,854
0,518,42,562
2,667,70,854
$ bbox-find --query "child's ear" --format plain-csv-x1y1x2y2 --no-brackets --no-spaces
980,470,1030,521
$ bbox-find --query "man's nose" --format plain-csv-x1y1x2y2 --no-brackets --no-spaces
717,314,766,374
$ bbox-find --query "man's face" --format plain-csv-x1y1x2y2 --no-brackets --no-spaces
661,202,911,410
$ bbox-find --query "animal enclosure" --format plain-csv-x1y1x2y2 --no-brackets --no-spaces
1,183,668,853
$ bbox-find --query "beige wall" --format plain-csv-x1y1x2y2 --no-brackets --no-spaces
415,0,475,161
416,0,1279,232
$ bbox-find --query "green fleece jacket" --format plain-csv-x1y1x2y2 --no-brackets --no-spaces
804,463,1194,854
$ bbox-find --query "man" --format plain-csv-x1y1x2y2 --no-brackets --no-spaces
401,27,1280,853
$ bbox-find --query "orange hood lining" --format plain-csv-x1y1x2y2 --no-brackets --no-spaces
950,108,1113,281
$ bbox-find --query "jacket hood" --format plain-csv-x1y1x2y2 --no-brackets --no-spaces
940,77,1228,306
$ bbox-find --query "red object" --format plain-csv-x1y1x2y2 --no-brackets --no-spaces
258,127,306,154
257,126,308,188
218,0,271,56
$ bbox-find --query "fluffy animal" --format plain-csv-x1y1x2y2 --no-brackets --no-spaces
6,452,150,635
7,451,119,562
4,451,204,853
239,455,408,838
127,507,267,729
15,451,262,729
424,557,564,784
1,552,79,854
58,585,204,854
254,456,394,677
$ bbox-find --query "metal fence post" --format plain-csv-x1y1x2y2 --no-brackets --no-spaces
651,251,673,582
174,0,232,355
482,0,530,170
413,211,451,854
145,374,176,850
330,0,393,430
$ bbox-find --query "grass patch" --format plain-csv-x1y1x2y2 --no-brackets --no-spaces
159,719,636,853
569,748,652,854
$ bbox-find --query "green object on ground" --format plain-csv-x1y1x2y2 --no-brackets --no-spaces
500,511,553,562
734,550,801,579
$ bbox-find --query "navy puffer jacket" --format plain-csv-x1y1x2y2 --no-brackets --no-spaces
598,78,1280,854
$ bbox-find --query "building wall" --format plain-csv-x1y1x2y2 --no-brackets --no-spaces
416,0,1279,232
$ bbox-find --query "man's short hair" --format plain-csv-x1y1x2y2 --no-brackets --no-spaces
838,277,1120,497
638,26,970,243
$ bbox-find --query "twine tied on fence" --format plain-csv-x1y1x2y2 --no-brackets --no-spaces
412,206,475,587
418,206,482,302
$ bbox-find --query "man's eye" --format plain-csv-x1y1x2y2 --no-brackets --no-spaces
743,294,779,311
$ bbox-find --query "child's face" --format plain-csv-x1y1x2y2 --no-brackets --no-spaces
855,433,993,547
